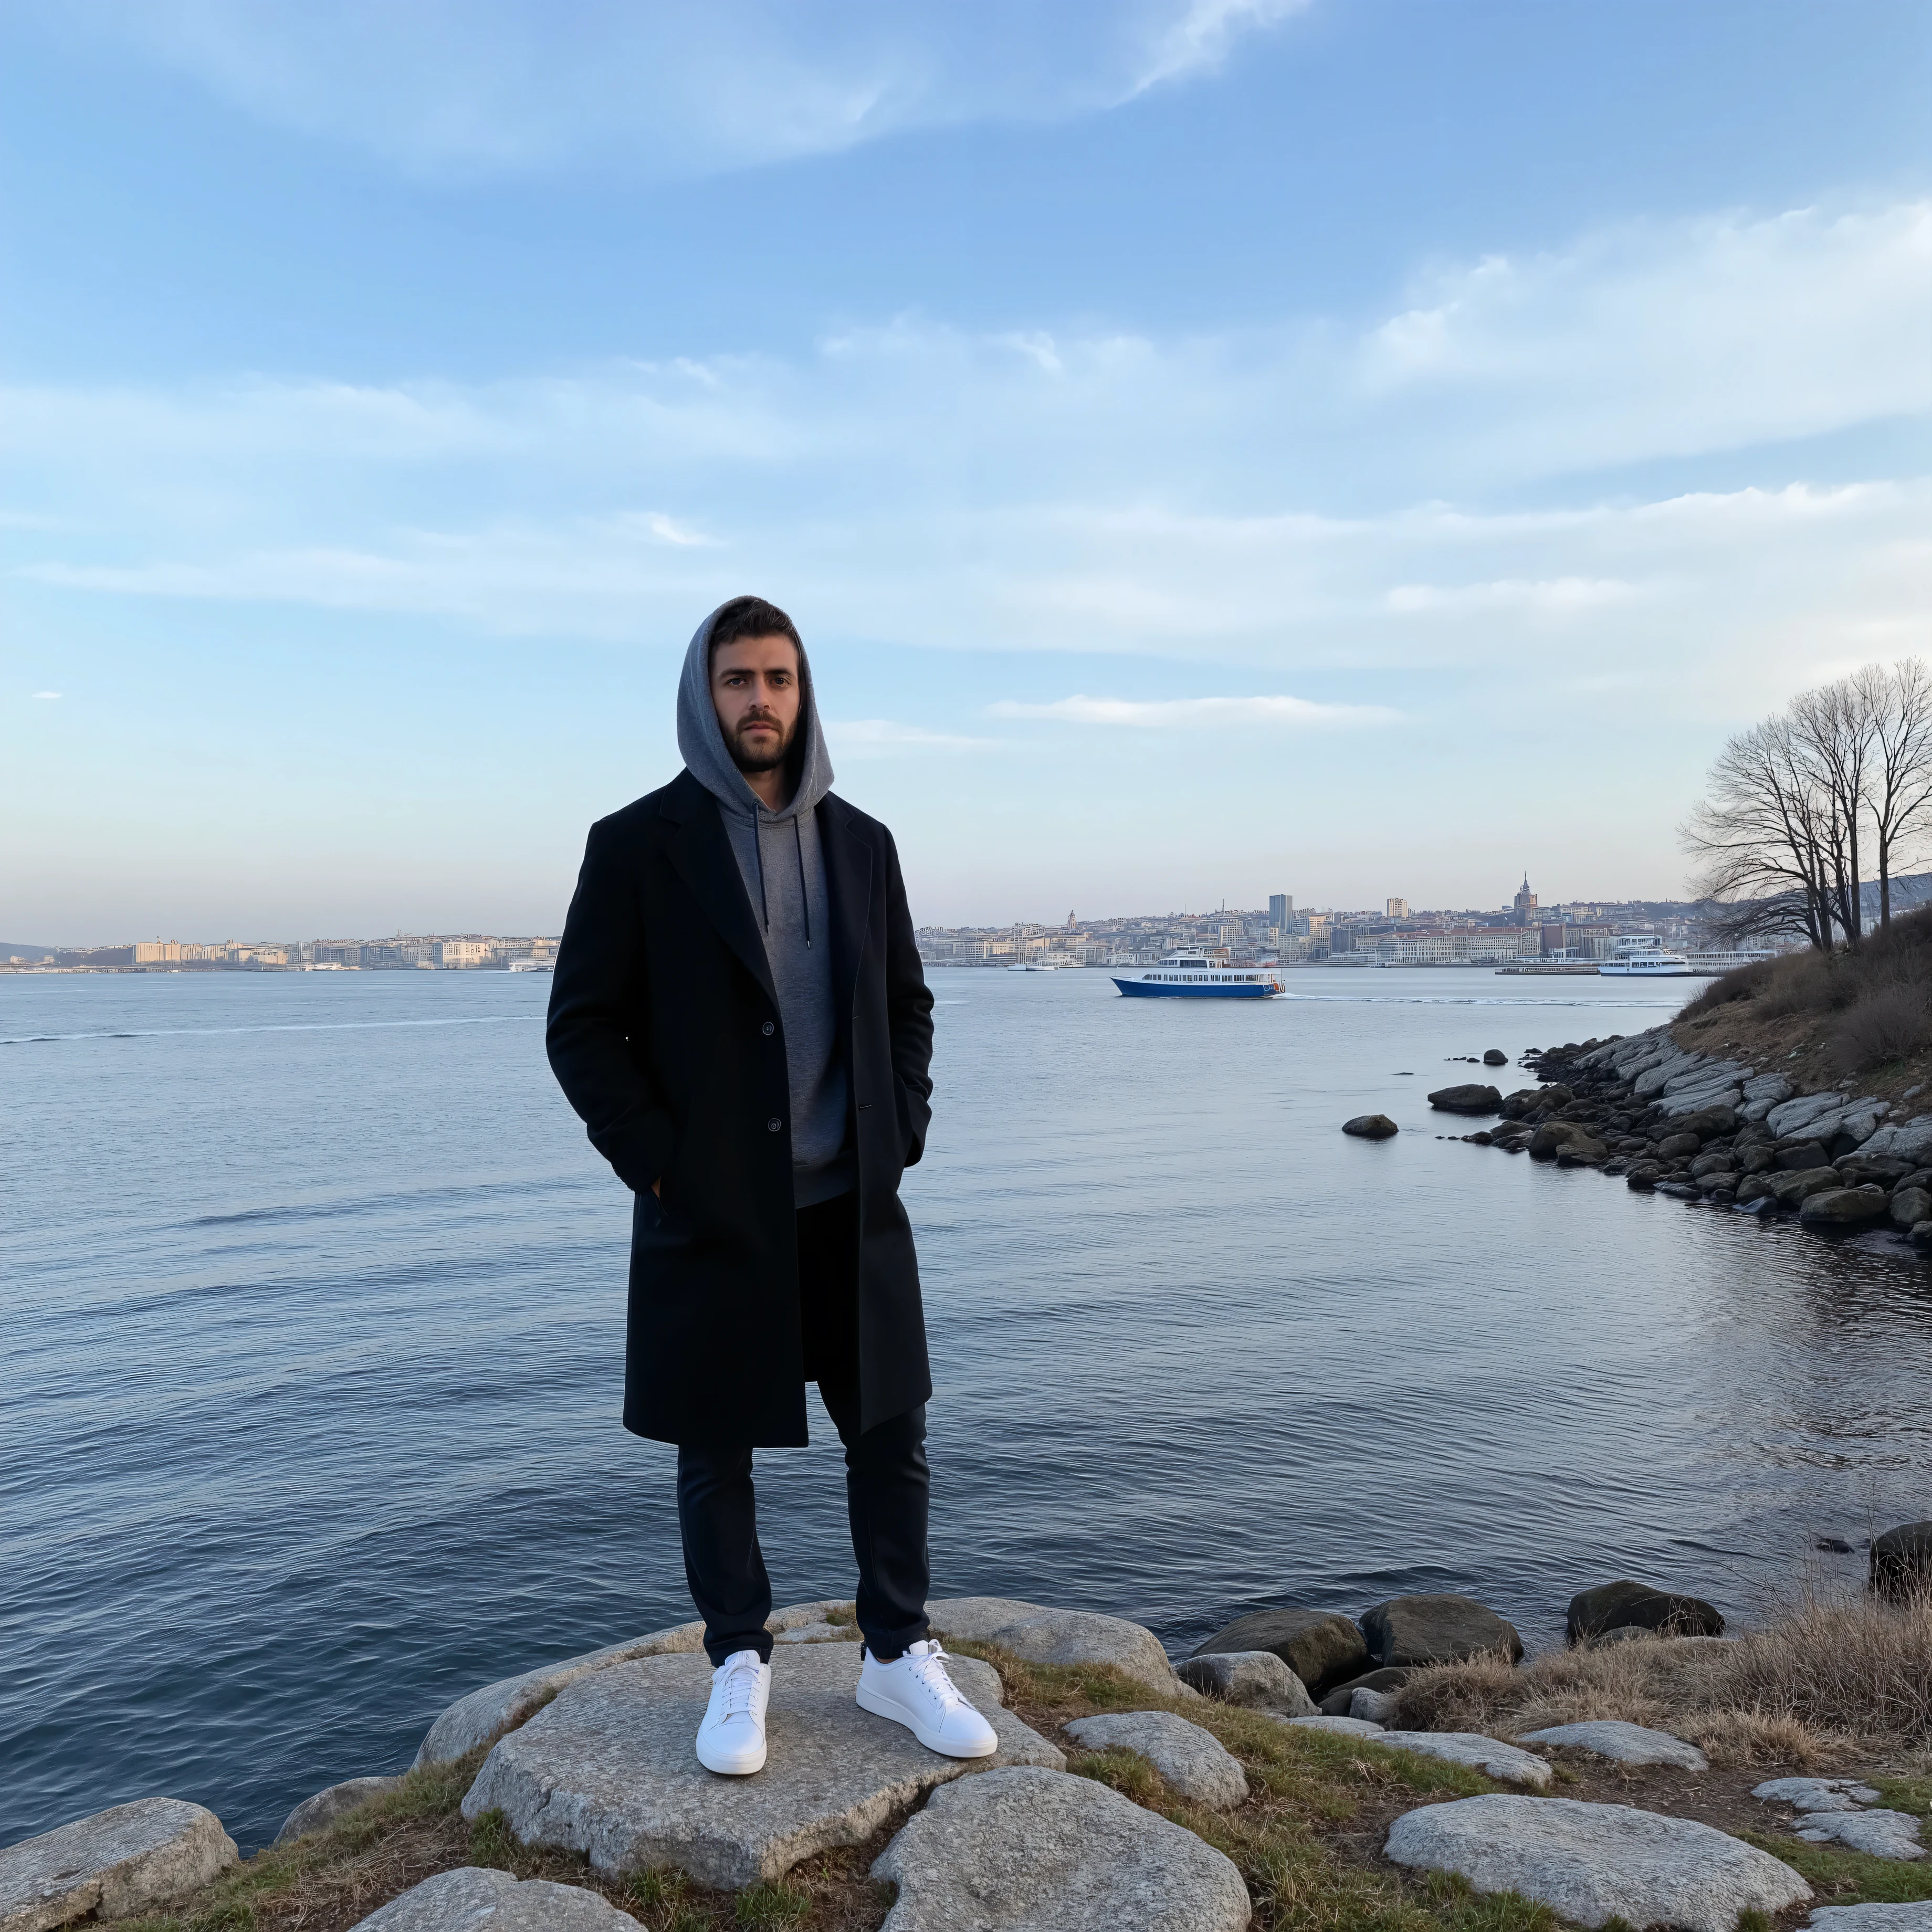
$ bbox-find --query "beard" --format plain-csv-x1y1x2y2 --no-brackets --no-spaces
727,711,795,775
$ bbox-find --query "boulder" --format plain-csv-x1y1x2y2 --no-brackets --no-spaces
347,1868,642,1930
1342,1114,1399,1139
1808,1908,1932,1932
1736,1173,1779,1205
1771,1166,1842,1208
1673,1105,1740,1140
1689,1149,1737,1179
1755,1778,1883,1812
0,1799,239,1932
1173,1650,1317,1716
1318,1665,1411,1716
1429,1084,1503,1115
1891,1188,1932,1229
1800,1187,1891,1225
1912,1220,1932,1247
1385,1794,1812,1931
1657,1132,1702,1160
1566,1580,1724,1645
1792,1811,1924,1860
1193,1606,1367,1697
1063,1711,1248,1807
1376,1731,1552,1788
1517,1721,1708,1769
1529,1122,1609,1162
1625,1162,1663,1189
1499,1088,1547,1118
276,1775,403,1846
460,1643,1060,1890
870,1765,1250,1931
1777,1139,1835,1170
926,1597,1178,1692
1288,1715,1386,1736
1359,1593,1524,1668
1484,1049,1509,1066
1351,1688,1402,1723
1871,1519,1932,1598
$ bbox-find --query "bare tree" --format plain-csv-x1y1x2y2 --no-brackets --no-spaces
1791,675,1875,944
1856,657,1932,928
1683,715,1840,950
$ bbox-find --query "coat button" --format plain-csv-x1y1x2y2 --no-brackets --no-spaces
762,1021,775,1036
766,1117,782,1132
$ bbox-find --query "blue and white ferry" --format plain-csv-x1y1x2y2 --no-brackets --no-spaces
1112,952,1285,999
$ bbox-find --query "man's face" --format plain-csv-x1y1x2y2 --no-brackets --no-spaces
710,634,802,775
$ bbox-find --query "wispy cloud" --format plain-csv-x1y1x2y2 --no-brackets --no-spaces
989,694,1398,727
32,691,62,700
825,718,999,754
19,0,1308,177
5,202,1927,710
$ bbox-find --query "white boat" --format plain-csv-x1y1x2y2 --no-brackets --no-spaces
509,959,554,973
1598,952,1695,978
1113,953,1284,999
1007,961,1057,972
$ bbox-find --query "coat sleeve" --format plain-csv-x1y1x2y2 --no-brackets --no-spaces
880,826,935,1166
546,817,675,1193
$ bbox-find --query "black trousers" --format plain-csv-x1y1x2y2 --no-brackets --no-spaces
675,1190,932,1666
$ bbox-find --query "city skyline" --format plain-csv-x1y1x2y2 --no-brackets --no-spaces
5,3,1928,937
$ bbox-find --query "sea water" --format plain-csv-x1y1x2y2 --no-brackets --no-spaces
5,967,1929,1849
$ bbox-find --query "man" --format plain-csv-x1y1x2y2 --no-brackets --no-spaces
545,595,996,1776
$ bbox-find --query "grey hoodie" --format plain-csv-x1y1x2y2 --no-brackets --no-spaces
675,605,853,1207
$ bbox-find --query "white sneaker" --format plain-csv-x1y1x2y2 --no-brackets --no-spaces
856,1639,998,1758
696,1650,770,1775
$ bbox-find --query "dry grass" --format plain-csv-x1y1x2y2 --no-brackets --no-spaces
1832,982,1932,1073
1390,1584,1932,1766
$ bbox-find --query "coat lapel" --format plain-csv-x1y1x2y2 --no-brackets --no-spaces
659,772,779,1010
820,793,872,1024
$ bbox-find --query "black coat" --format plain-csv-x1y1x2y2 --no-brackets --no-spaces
545,769,935,1446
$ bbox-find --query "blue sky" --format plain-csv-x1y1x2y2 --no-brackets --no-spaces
4,0,1929,941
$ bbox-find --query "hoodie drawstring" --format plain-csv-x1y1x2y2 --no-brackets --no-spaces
751,811,812,948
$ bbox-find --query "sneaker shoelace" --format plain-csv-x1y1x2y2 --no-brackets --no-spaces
901,1641,969,1713
717,1657,764,1720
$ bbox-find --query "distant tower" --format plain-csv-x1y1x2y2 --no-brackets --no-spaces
1386,897,1408,919
1514,874,1538,922
1268,893,1290,928
1067,909,1076,927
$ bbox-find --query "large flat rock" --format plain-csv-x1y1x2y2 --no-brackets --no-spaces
414,1621,706,1769
413,1600,853,1768
1518,1721,1708,1770
1063,1712,1248,1807
1386,1794,1811,1932
926,1596,1180,1692
0,1798,238,1932
1755,1778,1882,1813
1377,1731,1552,1788
349,1867,642,1929
1792,1810,1924,1860
872,1765,1250,1930
1808,1907,1932,1932
461,1641,1062,1889
1288,1715,1385,1737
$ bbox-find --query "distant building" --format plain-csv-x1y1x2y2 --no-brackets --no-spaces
1514,875,1538,922
1386,897,1408,919
133,940,182,963
1268,894,1290,927
437,939,491,968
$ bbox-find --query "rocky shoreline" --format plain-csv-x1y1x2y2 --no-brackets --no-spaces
1424,1021,1932,1242
5,1552,1928,1932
